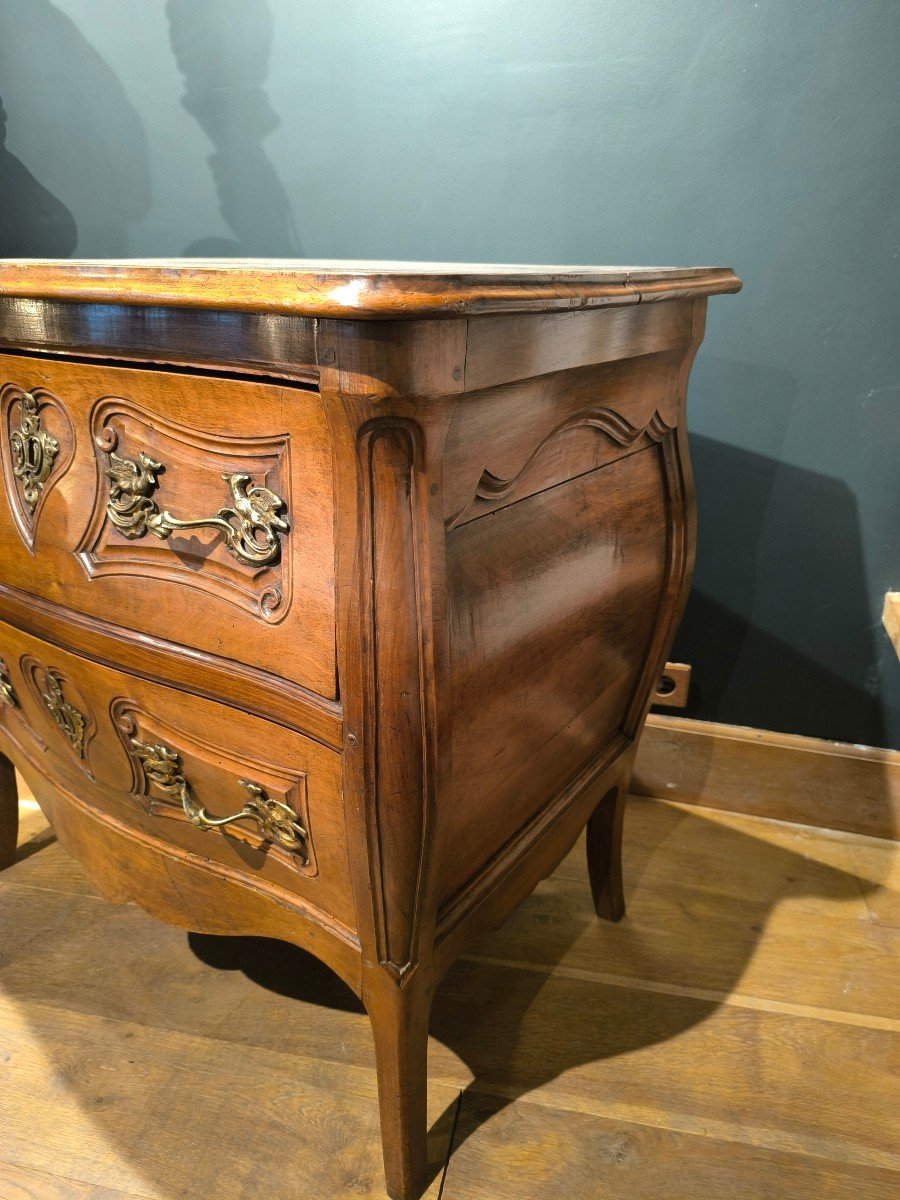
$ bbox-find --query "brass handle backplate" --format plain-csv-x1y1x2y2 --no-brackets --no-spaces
129,735,308,858
104,451,289,568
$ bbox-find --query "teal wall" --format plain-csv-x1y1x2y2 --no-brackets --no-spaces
1,1,898,747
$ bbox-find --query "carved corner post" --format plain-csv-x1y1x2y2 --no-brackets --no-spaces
319,318,465,1200
585,297,707,922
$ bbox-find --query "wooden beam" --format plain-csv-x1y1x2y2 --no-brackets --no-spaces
883,592,900,660
633,715,900,841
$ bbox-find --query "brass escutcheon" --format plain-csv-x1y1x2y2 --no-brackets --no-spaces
11,391,59,513
39,669,86,757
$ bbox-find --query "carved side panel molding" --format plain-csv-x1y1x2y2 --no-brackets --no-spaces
77,396,293,623
111,699,316,874
446,405,676,529
358,419,436,980
1,383,75,551
619,427,694,741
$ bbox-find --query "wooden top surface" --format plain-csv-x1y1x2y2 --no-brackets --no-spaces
0,259,741,319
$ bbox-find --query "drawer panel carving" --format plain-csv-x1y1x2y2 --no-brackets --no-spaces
0,354,337,701
79,396,292,621
0,618,353,927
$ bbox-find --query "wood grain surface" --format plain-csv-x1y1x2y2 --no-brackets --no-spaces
0,260,740,318
2,783,897,1199
0,751,16,869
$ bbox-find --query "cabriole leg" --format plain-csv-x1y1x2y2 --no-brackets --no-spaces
586,774,630,922
366,968,433,1200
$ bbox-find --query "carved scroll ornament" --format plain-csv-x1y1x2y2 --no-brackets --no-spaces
447,405,676,529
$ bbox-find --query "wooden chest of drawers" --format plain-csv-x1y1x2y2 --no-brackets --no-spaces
0,260,739,1199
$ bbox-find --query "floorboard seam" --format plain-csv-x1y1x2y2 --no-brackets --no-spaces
0,1156,156,1200
664,800,900,846
459,1081,900,1173
1,879,104,899
436,1089,463,1200
458,952,900,1031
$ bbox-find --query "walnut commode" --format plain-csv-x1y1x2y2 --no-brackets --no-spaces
0,259,740,1199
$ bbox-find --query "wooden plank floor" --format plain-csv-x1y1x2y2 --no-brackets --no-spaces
1,779,898,1199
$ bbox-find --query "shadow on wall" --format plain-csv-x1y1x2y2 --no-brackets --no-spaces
0,94,77,257
672,433,890,747
166,0,301,256
0,0,151,257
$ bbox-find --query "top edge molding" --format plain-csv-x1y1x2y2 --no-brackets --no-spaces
0,259,742,320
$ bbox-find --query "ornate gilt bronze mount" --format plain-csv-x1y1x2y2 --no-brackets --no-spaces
11,392,59,513
104,450,289,568
129,734,308,857
39,669,86,757
0,656,18,708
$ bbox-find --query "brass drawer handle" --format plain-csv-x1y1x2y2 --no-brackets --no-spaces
105,451,289,568
130,735,307,857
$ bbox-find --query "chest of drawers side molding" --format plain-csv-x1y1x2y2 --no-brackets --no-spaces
320,298,705,963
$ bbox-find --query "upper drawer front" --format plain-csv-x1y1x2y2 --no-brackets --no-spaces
0,354,336,700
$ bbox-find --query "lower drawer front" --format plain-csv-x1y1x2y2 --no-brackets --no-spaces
0,620,354,931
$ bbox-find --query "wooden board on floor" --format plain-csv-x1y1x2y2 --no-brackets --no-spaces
634,714,900,840
0,995,453,1200
439,1090,900,1200
0,1160,148,1200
